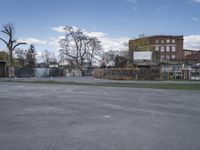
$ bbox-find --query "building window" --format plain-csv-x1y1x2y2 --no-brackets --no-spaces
172,46,176,52
166,46,170,52
155,45,159,51
161,40,164,44
161,46,165,52
172,39,175,43
160,55,165,61
155,40,159,44
166,55,170,60
166,39,170,43
172,55,175,59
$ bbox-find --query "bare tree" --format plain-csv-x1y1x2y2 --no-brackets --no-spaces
102,50,117,66
42,49,56,66
59,26,87,72
85,37,103,67
59,25,102,73
14,48,27,67
102,49,129,67
15,48,26,59
14,45,37,67
0,23,26,65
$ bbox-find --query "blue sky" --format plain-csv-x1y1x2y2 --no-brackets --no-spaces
0,0,200,60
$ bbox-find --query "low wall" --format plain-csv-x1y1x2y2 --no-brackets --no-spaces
93,68,160,80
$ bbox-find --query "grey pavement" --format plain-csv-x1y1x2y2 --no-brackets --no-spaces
0,82,200,150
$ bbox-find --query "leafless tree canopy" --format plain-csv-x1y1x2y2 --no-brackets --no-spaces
0,23,26,65
102,50,128,67
15,48,26,59
59,25,102,71
42,49,57,65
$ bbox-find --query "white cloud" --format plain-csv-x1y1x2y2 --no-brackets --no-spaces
36,51,42,58
51,26,106,38
86,32,129,51
85,32,106,38
184,35,200,50
18,36,65,48
51,26,65,33
99,37,129,51
51,25,129,51
47,36,64,47
17,37,64,62
46,36,65,55
51,25,81,33
18,38,47,45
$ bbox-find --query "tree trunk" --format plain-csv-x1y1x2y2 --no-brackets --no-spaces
9,50,14,66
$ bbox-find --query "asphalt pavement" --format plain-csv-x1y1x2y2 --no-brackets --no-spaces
0,82,200,150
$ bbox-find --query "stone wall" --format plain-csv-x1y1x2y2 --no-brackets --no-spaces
93,68,160,80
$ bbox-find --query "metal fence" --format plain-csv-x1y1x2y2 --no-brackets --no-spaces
15,67,64,78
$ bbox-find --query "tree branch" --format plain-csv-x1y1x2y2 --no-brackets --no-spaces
13,42,27,50
0,37,9,47
1,30,9,35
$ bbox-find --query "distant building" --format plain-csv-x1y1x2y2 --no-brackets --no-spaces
183,50,200,62
183,49,198,57
129,35,184,63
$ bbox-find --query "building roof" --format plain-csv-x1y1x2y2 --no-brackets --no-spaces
130,35,183,41
146,35,183,38
183,49,199,52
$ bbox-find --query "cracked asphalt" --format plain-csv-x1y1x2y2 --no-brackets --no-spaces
0,82,200,150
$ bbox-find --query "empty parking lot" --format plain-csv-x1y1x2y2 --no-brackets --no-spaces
0,82,200,150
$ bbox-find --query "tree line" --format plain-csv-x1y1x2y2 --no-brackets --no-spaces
0,23,128,72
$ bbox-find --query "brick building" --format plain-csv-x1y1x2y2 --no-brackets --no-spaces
183,51,200,62
183,49,199,58
129,35,184,63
